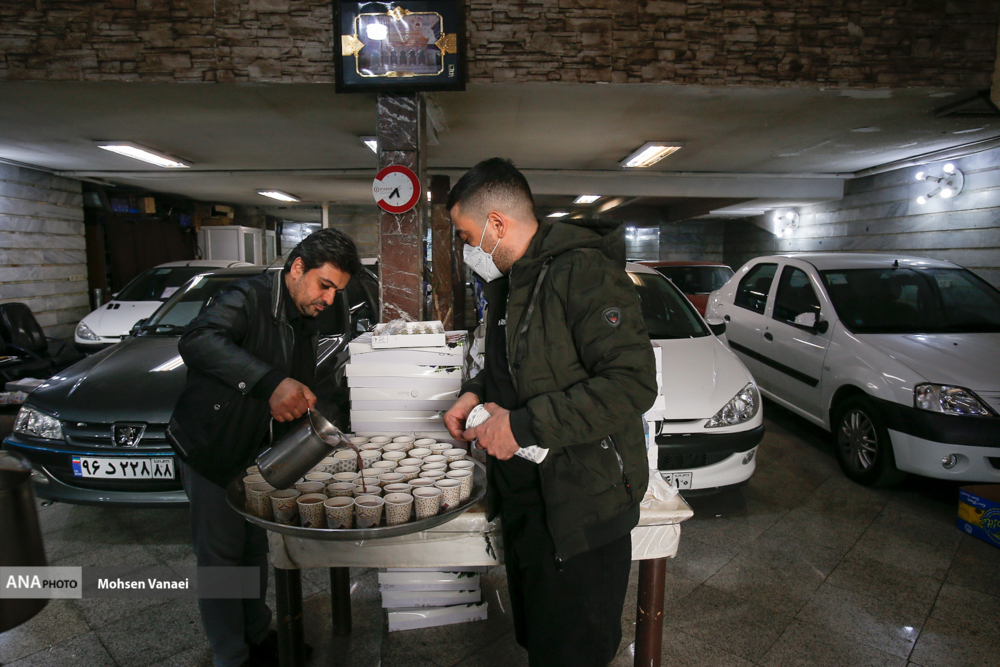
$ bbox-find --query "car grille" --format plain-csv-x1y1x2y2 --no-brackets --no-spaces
659,449,734,471
61,422,171,450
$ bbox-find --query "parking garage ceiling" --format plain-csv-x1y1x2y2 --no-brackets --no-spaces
0,81,996,220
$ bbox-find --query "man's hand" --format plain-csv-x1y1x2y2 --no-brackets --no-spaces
269,378,317,422
443,392,481,441
463,403,520,461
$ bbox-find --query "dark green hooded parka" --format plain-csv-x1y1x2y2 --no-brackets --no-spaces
463,218,658,563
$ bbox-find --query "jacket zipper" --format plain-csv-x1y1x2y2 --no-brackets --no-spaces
607,434,633,504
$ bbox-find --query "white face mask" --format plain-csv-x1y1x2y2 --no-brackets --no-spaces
463,222,504,282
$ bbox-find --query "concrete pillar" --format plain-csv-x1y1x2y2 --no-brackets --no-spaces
376,94,424,321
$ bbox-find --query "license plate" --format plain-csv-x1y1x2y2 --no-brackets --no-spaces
71,456,175,480
661,471,693,490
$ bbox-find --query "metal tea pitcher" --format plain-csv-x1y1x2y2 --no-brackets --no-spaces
256,409,345,490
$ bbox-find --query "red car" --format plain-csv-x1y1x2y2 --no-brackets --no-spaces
639,261,734,315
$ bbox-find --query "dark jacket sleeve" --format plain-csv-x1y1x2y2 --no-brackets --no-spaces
178,284,277,396
524,250,658,451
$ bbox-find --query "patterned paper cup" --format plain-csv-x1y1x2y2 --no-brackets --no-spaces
449,460,475,472
297,493,328,529
414,438,437,448
242,474,265,493
382,451,407,463
359,443,383,452
423,455,448,466
353,484,383,498
399,458,423,468
294,481,326,496
382,442,408,454
246,482,276,520
408,448,432,459
378,472,405,486
332,450,358,473
371,460,398,473
434,479,463,511
383,483,413,495
316,457,337,474
430,443,452,454
304,472,334,484
383,493,414,526
269,489,301,525
419,470,446,481
360,468,383,481
392,435,416,445
421,461,447,472
446,469,474,501
324,496,355,529
412,487,442,519
246,465,260,476
443,449,467,464
354,495,385,528
395,466,421,483
348,436,369,446
360,451,382,469
408,478,436,489
326,482,357,498
368,436,392,445
332,471,361,483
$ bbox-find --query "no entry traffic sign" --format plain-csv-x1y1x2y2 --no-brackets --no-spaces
373,165,421,214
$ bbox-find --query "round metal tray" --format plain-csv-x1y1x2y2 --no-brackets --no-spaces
226,459,487,541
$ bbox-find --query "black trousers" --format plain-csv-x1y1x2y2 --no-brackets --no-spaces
501,504,632,667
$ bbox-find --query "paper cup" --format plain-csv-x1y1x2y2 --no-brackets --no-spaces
304,472,334,484
399,458,423,468
443,449,467,463
242,474,265,493
383,483,413,495
392,435,416,445
409,478,436,489
332,450,359,473
434,479,463,511
371,460,398,473
408,448,432,459
449,460,475,472
359,443,383,452
269,489,301,525
246,465,260,476
246,482,276,520
316,457,337,473
361,467,383,480
430,443,452,454
446,469,474,501
419,470,446,481
414,438,437,448
423,454,448,465
382,451,407,463
368,436,392,445
353,484,382,498
378,472,405,486
297,493,328,529
383,493,414,526
395,466,421,482
354,495,385,528
421,461,447,472
332,471,361,483
294,481,326,495
360,451,382,468
324,496,355,529
382,442,408,454
326,482,357,498
413,487,442,519
348,436,369,445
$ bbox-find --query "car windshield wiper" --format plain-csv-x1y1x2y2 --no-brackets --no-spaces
139,323,188,336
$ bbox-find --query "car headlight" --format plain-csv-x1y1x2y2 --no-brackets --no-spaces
914,384,994,417
76,321,99,341
14,406,64,440
706,382,759,428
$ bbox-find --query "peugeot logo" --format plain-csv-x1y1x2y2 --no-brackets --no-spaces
112,423,146,448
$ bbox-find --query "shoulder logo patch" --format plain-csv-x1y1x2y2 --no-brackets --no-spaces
603,307,622,327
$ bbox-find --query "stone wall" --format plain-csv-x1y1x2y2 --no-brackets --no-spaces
723,146,1000,288
1,1,995,88
0,164,88,340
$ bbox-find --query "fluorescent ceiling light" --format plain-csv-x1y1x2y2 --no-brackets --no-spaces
96,142,189,168
257,190,300,202
573,195,601,204
621,142,683,168
547,211,570,218
360,136,378,153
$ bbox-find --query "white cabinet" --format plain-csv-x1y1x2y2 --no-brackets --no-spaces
197,226,263,264
264,230,277,265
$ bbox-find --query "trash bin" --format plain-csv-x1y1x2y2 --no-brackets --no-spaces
0,450,48,633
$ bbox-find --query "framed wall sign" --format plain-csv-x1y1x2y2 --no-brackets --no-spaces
335,1,466,93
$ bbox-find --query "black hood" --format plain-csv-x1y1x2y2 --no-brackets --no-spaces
521,218,625,270
27,336,187,424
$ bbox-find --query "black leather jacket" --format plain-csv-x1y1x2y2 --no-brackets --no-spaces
167,270,318,487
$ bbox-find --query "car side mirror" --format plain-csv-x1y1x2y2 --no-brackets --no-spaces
708,321,726,336
130,319,147,335
814,320,829,334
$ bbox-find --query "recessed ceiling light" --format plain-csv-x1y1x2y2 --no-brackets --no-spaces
360,136,378,153
574,195,601,204
547,211,570,218
96,142,189,168
257,190,300,202
621,142,683,168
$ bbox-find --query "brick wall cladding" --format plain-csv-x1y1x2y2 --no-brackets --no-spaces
0,1,996,87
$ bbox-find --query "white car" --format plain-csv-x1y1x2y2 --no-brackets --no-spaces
74,260,252,351
627,263,763,491
706,253,1000,487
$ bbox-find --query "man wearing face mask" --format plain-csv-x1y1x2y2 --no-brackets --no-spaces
443,158,657,667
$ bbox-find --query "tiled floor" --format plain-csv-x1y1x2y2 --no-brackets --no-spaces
4,400,1000,667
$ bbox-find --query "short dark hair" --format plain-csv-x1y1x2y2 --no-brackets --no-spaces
447,158,535,222
284,227,362,276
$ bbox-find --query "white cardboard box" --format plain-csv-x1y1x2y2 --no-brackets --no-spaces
372,321,447,349
349,331,467,362
352,399,455,411
345,364,464,379
381,589,481,609
378,571,481,591
350,387,460,402
387,602,488,632
347,376,463,389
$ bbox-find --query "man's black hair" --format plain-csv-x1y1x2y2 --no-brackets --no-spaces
284,227,362,276
446,157,536,221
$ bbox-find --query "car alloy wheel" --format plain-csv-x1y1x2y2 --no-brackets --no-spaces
838,408,878,473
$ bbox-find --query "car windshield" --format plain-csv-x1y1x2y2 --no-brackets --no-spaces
139,273,250,335
115,266,208,302
654,265,734,294
628,271,710,339
821,267,1000,334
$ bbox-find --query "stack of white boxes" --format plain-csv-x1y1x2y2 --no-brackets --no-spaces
346,329,469,443
380,568,489,631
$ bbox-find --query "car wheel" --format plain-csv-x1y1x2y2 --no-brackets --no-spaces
834,396,907,488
